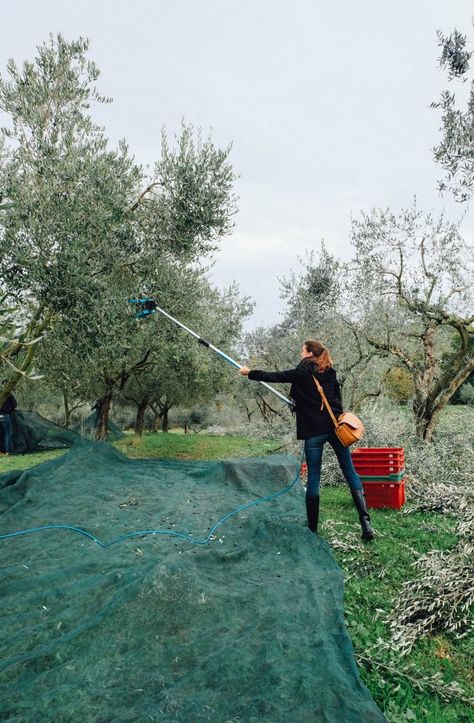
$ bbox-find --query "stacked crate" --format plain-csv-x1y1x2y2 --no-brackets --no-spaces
351,447,405,509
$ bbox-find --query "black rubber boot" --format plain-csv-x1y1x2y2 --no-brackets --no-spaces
350,489,374,541
305,495,320,533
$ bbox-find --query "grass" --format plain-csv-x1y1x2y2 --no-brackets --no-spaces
320,486,473,722
0,430,472,721
0,448,67,473
115,431,282,460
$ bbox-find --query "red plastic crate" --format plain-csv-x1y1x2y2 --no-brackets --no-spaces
353,455,404,465
353,461,405,475
363,480,405,509
352,447,404,458
352,447,405,475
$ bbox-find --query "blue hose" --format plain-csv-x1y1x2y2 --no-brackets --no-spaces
0,460,303,549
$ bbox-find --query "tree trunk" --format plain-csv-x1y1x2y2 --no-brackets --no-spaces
148,404,161,432
413,394,433,442
413,353,474,441
134,400,147,436
96,392,112,440
0,305,51,409
63,394,71,428
161,406,170,433
414,409,430,441
423,408,443,443
414,406,440,443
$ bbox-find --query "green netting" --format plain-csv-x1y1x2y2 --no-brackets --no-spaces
9,410,84,454
0,443,386,722
71,411,125,441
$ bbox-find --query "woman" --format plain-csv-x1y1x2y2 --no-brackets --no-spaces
0,389,17,455
239,340,374,541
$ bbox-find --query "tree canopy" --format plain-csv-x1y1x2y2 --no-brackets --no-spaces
0,35,245,426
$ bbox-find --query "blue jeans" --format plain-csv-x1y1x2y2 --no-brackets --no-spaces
0,414,12,453
304,432,362,498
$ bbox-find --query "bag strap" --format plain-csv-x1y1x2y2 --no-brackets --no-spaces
311,374,339,429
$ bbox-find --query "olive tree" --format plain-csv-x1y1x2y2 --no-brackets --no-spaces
0,36,143,404
350,205,473,441
344,29,474,440
0,35,238,436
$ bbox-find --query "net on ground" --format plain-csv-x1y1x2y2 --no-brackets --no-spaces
9,410,84,453
71,411,125,441
0,442,386,722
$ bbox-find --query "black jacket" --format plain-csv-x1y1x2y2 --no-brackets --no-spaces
248,360,343,439
0,394,17,415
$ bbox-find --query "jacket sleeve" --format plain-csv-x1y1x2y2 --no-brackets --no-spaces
248,367,302,384
334,380,343,409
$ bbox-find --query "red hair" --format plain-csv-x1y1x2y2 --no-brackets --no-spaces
304,340,333,372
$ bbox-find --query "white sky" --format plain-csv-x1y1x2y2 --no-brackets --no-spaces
1,1,473,328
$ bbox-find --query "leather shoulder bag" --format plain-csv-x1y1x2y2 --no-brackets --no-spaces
311,374,364,447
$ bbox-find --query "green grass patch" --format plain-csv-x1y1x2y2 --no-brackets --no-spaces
0,448,68,473
115,431,282,460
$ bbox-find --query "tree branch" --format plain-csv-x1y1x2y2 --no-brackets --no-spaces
129,181,161,213
342,318,416,372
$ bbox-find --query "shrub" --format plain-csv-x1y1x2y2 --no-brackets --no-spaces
459,382,474,406
384,367,414,404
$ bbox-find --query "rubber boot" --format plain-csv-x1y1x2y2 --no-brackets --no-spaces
350,488,374,541
305,495,320,533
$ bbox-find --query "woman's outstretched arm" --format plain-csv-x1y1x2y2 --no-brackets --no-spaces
240,366,302,383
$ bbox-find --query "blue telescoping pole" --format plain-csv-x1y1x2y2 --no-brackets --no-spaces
130,299,293,409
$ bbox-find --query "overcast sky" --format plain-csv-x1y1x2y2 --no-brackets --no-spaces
1,1,473,328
